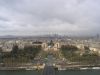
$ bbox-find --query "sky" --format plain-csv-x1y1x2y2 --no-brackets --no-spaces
0,0,100,36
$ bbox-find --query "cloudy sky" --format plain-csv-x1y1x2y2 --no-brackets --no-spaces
0,0,100,36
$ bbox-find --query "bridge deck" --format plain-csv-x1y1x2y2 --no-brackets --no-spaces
42,66,55,75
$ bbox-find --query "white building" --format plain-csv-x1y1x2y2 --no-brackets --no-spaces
2,41,14,52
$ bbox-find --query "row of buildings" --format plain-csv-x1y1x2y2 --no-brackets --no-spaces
0,40,61,52
0,39,100,55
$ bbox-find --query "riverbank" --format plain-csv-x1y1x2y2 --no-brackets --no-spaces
0,66,100,71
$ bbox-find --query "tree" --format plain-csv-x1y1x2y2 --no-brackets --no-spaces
11,45,19,57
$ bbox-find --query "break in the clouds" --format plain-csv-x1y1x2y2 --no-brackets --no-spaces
0,0,100,36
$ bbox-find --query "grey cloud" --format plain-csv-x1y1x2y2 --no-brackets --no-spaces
0,0,100,36
0,16,9,22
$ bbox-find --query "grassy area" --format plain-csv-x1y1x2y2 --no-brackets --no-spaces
61,45,100,64
2,45,42,64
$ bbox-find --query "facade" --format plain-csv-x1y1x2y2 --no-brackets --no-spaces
42,41,61,51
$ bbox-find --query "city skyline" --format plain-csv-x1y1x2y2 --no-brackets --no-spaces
0,0,100,36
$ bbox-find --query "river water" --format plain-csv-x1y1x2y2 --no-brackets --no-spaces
0,70,100,75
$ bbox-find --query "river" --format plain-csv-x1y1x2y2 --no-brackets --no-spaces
0,70,100,75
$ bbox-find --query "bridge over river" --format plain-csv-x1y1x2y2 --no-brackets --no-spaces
42,53,56,75
42,66,55,75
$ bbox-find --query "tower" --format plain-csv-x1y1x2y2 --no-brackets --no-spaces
54,42,60,51
42,43,47,50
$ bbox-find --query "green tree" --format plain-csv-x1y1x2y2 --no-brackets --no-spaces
11,45,19,57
